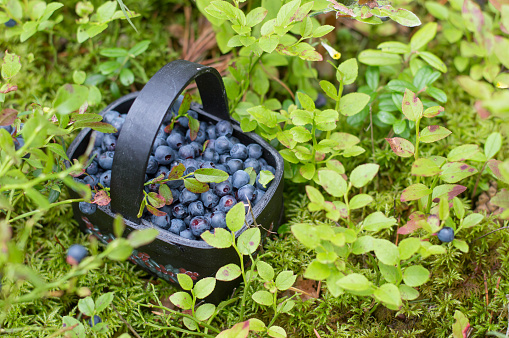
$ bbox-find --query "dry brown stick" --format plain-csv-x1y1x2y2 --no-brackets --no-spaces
259,61,295,100
112,303,142,338
314,328,322,338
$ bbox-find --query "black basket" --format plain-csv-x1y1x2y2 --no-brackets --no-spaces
66,60,284,303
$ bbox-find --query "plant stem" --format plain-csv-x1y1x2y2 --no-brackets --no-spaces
143,322,216,337
471,161,488,199
8,198,85,223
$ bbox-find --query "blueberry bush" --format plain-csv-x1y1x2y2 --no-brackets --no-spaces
1,0,509,337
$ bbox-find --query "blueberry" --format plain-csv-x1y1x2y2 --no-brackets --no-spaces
218,195,237,212
110,116,125,136
4,19,17,27
66,244,88,265
210,212,227,229
91,148,102,162
156,166,170,179
232,170,250,189
180,189,199,204
79,202,97,215
190,216,210,237
83,174,99,187
150,213,171,230
154,146,177,165
256,173,269,191
215,164,228,173
254,189,265,204
86,161,99,175
179,229,196,240
244,158,261,173
230,143,248,160
14,137,24,151
172,204,188,219
230,136,240,144
215,136,232,155
170,189,180,203
145,179,159,193
236,184,257,204
92,131,104,148
190,142,202,157
98,151,114,170
188,201,205,217
102,134,117,151
259,157,268,167
202,149,219,162
103,110,121,124
247,144,263,159
152,137,167,152
167,131,185,150
186,128,207,144
225,159,243,174
214,180,233,197
88,315,102,327
178,115,189,127
200,190,219,208
437,227,454,243
261,165,276,175
219,154,232,164
184,215,192,226
171,95,184,115
179,144,195,159
146,155,159,175
183,159,200,170
206,125,217,139
380,16,390,21
314,93,327,108
216,121,233,137
169,219,186,234
99,170,112,187
200,161,216,169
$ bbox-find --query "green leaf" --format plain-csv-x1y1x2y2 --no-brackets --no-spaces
447,144,480,162
53,84,89,115
318,169,347,197
258,35,279,53
2,51,21,80
485,132,502,160
350,163,379,188
78,297,95,316
237,227,260,255
401,89,422,122
276,0,300,26
312,25,334,38
246,7,267,27
399,284,419,300
349,194,373,210
320,80,339,101
0,108,18,127
201,228,232,249
373,283,402,310
418,51,447,73
410,22,437,51
267,326,287,338
106,238,133,261
194,168,229,183
351,236,375,254
425,2,449,20
195,303,216,322
169,291,193,310
378,42,410,54
374,239,400,265
411,158,441,177
336,273,373,292
403,265,430,287
452,311,470,338
184,178,209,193
257,261,275,281
363,212,397,232
401,184,432,202
216,263,241,281
177,273,194,291
419,126,452,143
252,290,273,306
456,75,493,100
62,317,85,338
423,106,444,118
315,109,338,131
275,271,297,291
248,318,266,332
440,162,477,183
385,137,415,158
127,228,159,248
128,40,151,56
452,239,469,253
100,48,128,58
398,238,421,260
194,277,216,299
461,213,483,228
387,8,421,27
337,58,358,85
216,321,250,338
73,70,87,85
296,92,315,111
304,260,331,280
119,68,134,86
358,49,402,66
226,202,245,232
147,192,165,208
339,93,370,117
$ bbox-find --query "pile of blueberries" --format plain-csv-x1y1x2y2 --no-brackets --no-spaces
0,125,25,151
78,97,275,241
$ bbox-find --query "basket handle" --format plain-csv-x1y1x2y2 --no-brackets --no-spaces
110,60,230,223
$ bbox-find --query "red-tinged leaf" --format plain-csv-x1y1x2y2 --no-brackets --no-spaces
491,189,509,210
0,84,17,94
0,108,17,126
159,184,173,205
401,184,432,202
474,101,490,119
150,173,166,183
398,212,426,234
439,162,477,183
177,93,192,116
93,190,111,206
188,115,199,141
147,204,166,216
385,137,415,158
168,163,185,179
216,321,250,338
419,125,452,143
148,192,165,208
423,106,444,118
328,0,356,17
164,122,174,134
488,159,505,182
432,184,467,202
202,140,210,152
184,178,209,193
402,89,423,122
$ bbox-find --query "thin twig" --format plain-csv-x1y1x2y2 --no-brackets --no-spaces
259,62,295,100
472,162,488,199
314,328,322,338
112,303,142,338
471,226,509,243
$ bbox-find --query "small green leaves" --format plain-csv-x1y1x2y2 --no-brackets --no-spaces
411,158,441,177
447,144,480,162
402,89,423,122
337,58,358,85
78,297,95,316
201,228,232,249
95,292,114,312
403,265,430,287
127,228,159,248
484,132,502,159
216,264,242,281
237,228,261,255
373,283,402,310
452,311,470,338
461,213,484,228
292,223,320,249
374,239,399,265
349,194,374,210
304,260,330,280
399,285,419,300
339,93,370,117
252,290,273,306
53,84,89,115
419,126,452,143
410,22,437,51
267,325,287,338
385,137,415,158
195,303,216,322
257,261,275,282
440,162,478,183
226,202,245,232
184,178,209,193
399,238,422,260
318,169,347,197
216,321,250,338
296,92,315,111
350,163,379,188
194,277,216,299
336,273,373,292
275,271,297,291
2,51,21,80
170,292,193,310
401,184,432,202
194,168,229,183
363,212,397,232
177,273,194,291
